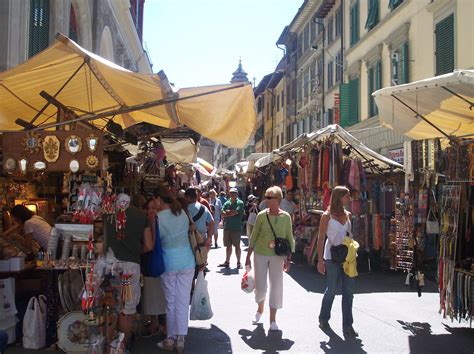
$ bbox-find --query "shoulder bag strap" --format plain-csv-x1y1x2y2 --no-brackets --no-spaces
265,211,277,240
193,206,205,222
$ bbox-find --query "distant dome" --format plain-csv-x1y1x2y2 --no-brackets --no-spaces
230,59,249,83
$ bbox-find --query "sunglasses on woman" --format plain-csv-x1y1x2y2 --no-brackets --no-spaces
265,196,278,200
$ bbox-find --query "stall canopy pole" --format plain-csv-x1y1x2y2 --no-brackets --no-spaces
28,83,246,132
390,94,457,144
27,59,87,126
441,86,474,110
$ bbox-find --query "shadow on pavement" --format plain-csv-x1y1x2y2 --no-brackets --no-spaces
397,321,474,354
287,253,438,294
216,267,241,276
239,323,294,352
318,326,366,354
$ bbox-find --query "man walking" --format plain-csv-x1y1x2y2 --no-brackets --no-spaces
280,190,298,223
208,189,222,248
219,187,244,269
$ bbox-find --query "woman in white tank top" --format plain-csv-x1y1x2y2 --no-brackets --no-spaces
316,186,358,338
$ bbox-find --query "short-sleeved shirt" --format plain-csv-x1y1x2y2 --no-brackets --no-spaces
24,215,51,250
105,206,149,264
249,210,295,256
187,202,213,236
222,198,244,231
280,199,298,215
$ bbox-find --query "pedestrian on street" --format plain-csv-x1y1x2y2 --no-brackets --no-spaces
105,193,153,348
245,194,259,237
209,189,222,247
245,186,295,332
154,187,196,352
279,189,298,224
219,187,245,269
317,185,358,338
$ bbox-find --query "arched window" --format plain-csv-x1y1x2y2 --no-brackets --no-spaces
29,0,50,57
69,5,79,42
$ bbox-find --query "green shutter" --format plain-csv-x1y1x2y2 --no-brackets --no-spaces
435,14,454,75
349,78,359,126
339,83,350,127
375,61,381,115
401,42,409,84
29,0,50,58
350,1,360,46
368,68,374,117
340,79,359,128
365,0,379,30
388,0,403,11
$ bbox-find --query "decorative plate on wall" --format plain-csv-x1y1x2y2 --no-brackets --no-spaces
85,155,99,169
65,135,82,154
86,133,99,153
43,135,60,162
22,132,43,154
3,156,16,174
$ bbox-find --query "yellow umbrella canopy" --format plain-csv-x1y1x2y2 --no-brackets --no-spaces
0,33,256,148
374,69,474,140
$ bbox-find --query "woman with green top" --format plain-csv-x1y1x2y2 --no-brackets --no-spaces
245,186,295,332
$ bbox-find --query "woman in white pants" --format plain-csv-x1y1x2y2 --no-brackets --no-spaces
154,187,196,353
245,186,295,331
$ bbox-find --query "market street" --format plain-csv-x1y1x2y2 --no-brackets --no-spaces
137,230,473,354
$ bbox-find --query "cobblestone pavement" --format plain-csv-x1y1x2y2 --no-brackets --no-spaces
7,230,474,353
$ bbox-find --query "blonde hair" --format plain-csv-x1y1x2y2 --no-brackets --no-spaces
265,186,283,199
329,186,350,215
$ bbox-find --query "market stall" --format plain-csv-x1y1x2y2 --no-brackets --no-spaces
0,33,257,351
374,69,473,323
252,124,404,269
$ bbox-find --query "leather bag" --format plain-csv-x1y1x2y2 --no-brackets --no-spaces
266,212,291,256
187,206,209,266
330,244,348,264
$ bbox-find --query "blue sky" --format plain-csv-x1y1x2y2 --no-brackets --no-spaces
143,0,303,88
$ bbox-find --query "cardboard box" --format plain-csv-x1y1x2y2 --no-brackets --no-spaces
0,260,9,272
9,257,25,271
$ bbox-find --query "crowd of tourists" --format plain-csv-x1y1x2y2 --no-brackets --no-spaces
106,184,358,352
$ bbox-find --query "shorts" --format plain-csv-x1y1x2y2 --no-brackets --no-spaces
117,261,141,315
223,230,241,247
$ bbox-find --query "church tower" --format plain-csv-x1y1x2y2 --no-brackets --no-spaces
230,59,249,83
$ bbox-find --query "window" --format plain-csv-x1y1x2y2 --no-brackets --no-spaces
303,24,310,52
350,1,360,46
335,51,343,83
368,61,382,117
388,0,403,11
297,33,303,58
327,108,334,125
339,78,360,127
257,97,262,113
29,0,50,58
69,5,78,42
311,16,318,43
327,16,334,44
281,133,284,146
281,90,285,108
297,77,302,103
276,135,279,148
286,83,291,104
435,14,454,75
365,0,379,31
317,57,324,87
304,71,310,100
327,61,334,89
277,95,280,112
335,7,342,38
391,42,409,85
292,78,297,100
266,101,270,120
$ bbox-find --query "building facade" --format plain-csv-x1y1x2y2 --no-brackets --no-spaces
0,0,151,73
255,0,473,160
341,0,474,155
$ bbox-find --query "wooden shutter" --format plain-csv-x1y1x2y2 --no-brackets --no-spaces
401,42,409,84
340,78,360,128
29,0,50,58
435,14,454,75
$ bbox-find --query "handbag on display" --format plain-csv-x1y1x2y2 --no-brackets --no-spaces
265,212,291,256
142,216,165,277
426,208,440,234
187,206,209,266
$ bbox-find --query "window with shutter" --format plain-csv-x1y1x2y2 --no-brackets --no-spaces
368,61,381,117
29,0,50,58
388,0,403,11
350,1,360,46
339,78,359,128
335,7,342,38
435,14,454,75
365,0,379,31
401,42,409,84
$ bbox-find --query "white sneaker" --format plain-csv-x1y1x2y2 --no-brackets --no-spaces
270,321,279,331
252,312,262,324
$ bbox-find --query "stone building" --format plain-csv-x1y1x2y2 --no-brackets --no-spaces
0,0,151,73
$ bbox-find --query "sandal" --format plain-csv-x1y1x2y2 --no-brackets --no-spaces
218,262,230,268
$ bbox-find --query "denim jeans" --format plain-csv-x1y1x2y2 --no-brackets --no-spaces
319,260,355,328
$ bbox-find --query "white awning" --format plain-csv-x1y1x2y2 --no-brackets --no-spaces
373,69,474,140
